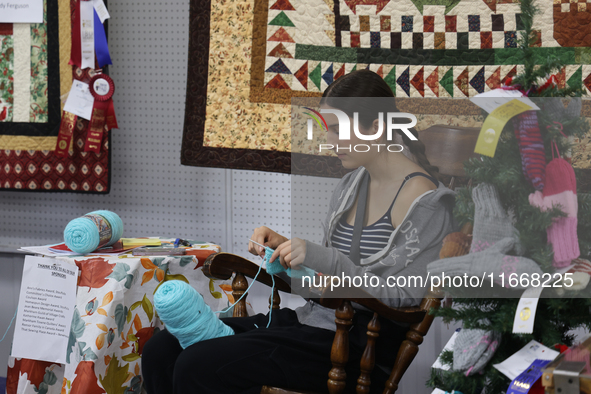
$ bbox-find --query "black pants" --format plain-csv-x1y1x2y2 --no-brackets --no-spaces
142,308,407,394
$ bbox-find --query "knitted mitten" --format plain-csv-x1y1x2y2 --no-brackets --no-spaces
529,155,579,268
512,111,546,191
427,238,542,289
453,327,501,376
471,183,522,255
543,97,582,123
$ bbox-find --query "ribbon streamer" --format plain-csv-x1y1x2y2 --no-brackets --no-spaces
55,112,77,157
93,9,112,68
69,0,82,67
80,0,95,70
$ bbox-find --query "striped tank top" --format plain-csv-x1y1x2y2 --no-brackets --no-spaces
330,172,438,260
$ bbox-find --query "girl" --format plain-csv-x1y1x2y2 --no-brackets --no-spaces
142,70,456,394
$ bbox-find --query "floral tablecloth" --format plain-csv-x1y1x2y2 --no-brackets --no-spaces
6,244,234,394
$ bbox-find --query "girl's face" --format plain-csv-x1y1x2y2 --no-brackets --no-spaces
321,104,390,169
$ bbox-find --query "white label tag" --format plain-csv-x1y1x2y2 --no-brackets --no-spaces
11,256,79,364
93,0,110,23
63,80,95,120
80,0,95,70
512,286,543,334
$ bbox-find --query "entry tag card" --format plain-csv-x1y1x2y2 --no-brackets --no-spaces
470,89,541,114
494,340,559,381
93,0,110,23
470,90,541,158
11,256,78,364
63,80,95,120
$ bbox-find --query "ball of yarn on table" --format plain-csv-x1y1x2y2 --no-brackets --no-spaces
64,210,124,254
154,280,234,349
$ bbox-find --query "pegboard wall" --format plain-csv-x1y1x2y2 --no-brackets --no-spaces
0,0,337,256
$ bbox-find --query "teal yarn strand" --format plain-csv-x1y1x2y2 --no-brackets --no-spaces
213,259,265,315
64,210,123,254
0,308,17,344
154,281,234,349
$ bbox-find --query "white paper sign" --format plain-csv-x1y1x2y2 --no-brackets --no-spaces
11,256,78,364
0,0,43,23
493,340,559,380
470,89,541,114
63,80,95,120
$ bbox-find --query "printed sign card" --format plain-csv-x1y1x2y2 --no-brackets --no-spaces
11,256,78,364
0,0,43,23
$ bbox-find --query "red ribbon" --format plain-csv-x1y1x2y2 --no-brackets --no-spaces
69,0,82,68
55,112,77,157
85,74,116,153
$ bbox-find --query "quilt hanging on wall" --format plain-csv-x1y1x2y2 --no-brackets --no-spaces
0,0,111,193
181,0,591,179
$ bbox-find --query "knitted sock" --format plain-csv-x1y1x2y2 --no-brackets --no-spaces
471,183,522,254
453,327,501,376
512,111,546,191
529,155,579,267
427,237,542,290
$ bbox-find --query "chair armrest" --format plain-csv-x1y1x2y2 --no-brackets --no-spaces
202,252,292,293
317,283,443,324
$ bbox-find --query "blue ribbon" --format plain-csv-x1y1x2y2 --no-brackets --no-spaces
94,9,112,68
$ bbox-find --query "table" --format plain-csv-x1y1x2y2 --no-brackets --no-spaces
6,243,233,394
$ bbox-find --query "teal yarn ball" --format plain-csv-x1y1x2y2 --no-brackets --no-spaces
154,280,234,349
90,210,123,246
63,210,123,254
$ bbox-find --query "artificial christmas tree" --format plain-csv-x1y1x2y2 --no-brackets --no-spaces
426,0,591,391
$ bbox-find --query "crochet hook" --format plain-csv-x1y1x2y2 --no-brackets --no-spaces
249,239,271,252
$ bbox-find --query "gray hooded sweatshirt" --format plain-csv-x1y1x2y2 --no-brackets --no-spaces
292,166,457,331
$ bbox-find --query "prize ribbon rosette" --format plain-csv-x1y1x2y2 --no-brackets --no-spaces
85,73,118,153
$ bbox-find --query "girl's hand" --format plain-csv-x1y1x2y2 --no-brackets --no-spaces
270,238,307,270
248,226,288,258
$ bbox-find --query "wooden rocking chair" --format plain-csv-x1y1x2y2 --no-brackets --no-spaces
202,125,479,394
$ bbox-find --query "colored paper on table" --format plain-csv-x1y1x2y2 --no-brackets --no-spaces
474,99,534,158
49,240,134,255
121,237,162,248
11,256,78,364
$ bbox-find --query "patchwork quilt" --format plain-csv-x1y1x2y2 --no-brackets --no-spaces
0,0,111,193
181,0,591,179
